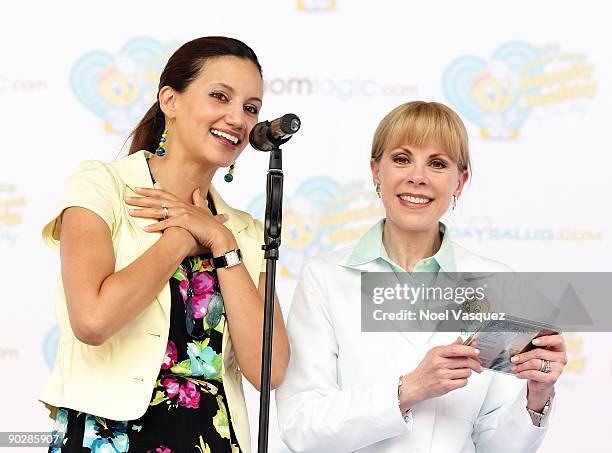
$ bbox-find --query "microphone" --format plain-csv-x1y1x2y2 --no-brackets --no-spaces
249,113,301,151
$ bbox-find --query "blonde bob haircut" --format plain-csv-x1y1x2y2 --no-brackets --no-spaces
371,101,471,173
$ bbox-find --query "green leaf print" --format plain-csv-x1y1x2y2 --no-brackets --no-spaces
149,390,168,406
170,359,192,376
172,266,187,281
193,338,210,350
192,256,203,272
195,435,211,453
214,315,226,334
212,395,230,439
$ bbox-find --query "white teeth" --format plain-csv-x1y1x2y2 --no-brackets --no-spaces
399,195,431,204
211,129,239,144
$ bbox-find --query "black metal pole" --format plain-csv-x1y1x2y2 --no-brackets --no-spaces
258,149,283,453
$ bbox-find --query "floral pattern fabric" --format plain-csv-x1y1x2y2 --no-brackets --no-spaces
49,255,241,453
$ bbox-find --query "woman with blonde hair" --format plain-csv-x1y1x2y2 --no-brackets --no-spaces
276,101,566,452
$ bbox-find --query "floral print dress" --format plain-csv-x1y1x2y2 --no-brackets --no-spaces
48,255,242,453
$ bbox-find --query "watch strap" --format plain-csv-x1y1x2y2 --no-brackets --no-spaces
527,389,554,427
212,249,243,269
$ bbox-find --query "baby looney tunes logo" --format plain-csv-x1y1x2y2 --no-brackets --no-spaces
442,42,597,140
71,37,173,134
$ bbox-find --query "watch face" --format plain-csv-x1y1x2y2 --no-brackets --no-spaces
225,251,241,267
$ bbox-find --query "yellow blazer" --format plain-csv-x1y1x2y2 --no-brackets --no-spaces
41,150,264,453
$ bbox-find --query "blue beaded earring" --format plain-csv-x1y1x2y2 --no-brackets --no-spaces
224,162,235,182
156,130,168,157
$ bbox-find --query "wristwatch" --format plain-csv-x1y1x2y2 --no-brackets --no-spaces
212,249,243,269
398,376,412,423
527,389,555,427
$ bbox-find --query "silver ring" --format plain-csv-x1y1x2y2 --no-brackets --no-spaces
162,202,169,219
540,359,551,373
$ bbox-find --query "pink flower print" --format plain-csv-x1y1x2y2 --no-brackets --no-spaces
179,271,215,319
178,279,190,301
161,377,180,399
146,446,171,453
161,341,177,369
178,380,201,409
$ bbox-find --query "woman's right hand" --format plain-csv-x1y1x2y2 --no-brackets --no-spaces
399,337,483,411
126,183,232,257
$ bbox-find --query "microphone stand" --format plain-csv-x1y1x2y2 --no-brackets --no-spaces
258,136,290,453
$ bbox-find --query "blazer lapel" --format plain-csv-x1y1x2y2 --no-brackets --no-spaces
111,151,171,318
340,258,436,355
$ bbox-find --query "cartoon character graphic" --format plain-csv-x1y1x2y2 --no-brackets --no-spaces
71,37,169,134
98,58,145,133
246,177,342,279
443,42,542,140
470,62,521,139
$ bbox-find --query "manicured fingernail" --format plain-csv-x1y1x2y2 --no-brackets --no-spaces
142,225,149,231
128,209,135,214
532,338,541,346
474,348,480,355
511,355,519,363
511,365,517,371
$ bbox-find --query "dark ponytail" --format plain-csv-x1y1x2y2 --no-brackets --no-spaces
128,102,165,155
127,36,262,155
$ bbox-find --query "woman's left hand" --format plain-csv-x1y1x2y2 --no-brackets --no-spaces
126,185,236,254
511,333,567,406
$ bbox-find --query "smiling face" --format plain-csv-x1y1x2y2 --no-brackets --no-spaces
371,143,468,235
160,55,263,168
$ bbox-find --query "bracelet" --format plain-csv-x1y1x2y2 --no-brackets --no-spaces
397,375,411,422
526,388,555,427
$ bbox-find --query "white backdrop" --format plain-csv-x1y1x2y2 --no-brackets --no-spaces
1,1,611,451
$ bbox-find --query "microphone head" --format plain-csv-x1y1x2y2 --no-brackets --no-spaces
279,113,301,135
249,120,273,151
249,113,302,151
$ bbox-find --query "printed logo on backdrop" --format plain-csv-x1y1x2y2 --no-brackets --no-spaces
71,37,175,134
264,77,417,102
0,75,47,93
450,217,603,242
0,183,26,246
443,42,597,140
246,178,384,279
556,332,586,392
297,0,336,11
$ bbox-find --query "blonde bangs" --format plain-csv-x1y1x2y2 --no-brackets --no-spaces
371,101,470,172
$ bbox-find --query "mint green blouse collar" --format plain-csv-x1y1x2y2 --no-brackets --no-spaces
345,219,456,273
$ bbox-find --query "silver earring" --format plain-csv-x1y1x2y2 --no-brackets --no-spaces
452,194,457,210
375,184,381,198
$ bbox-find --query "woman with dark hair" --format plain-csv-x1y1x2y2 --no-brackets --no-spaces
42,36,289,453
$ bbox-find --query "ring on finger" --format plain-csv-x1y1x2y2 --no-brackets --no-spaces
162,202,169,219
539,359,551,373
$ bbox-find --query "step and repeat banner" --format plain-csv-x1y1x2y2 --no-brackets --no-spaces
2,1,611,451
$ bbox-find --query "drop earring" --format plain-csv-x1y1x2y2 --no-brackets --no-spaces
375,183,381,198
156,130,168,157
224,162,235,182
452,194,457,210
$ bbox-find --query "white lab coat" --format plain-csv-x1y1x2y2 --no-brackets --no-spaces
276,241,553,453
